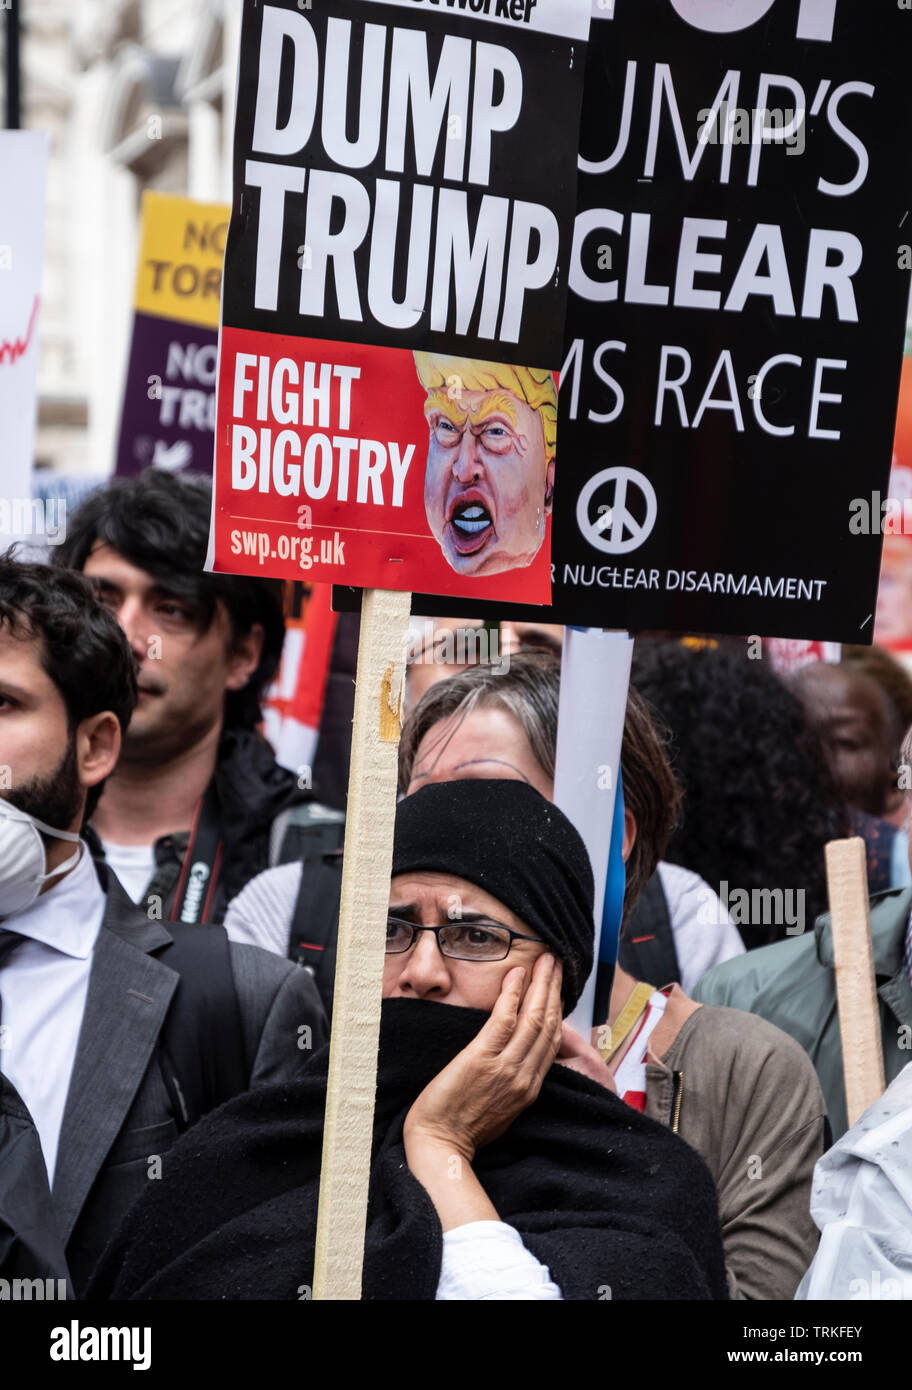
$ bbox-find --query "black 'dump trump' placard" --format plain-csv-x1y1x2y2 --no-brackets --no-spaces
210,0,590,602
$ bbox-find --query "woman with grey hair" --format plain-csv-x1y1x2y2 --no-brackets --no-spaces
399,651,740,984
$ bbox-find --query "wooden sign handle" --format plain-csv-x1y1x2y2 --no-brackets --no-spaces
312,587,411,1300
825,837,886,1128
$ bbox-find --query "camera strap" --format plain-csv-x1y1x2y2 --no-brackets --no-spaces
170,780,224,924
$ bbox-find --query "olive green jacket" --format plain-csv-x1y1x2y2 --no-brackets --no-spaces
693,887,912,1141
642,989,826,1300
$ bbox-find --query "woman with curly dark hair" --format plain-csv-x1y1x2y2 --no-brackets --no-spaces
631,640,847,951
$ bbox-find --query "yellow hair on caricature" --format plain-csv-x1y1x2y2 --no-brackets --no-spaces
413,352,557,464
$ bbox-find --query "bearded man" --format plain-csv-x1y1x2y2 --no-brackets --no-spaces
0,557,326,1294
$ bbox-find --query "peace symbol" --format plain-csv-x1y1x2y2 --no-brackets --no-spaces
576,467,658,555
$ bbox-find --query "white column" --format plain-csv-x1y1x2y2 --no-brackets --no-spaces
221,0,242,203
92,159,138,478
188,99,221,202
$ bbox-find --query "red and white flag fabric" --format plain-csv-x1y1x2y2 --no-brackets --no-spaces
263,584,338,781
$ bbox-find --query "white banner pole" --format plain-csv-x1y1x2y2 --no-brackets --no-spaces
554,628,633,1036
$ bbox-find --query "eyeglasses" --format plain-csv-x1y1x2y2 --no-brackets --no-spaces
385,915,543,962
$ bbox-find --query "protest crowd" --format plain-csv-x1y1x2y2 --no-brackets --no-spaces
0,470,910,1302
5,0,912,1332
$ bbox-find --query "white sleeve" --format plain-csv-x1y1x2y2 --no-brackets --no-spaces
223,862,302,957
795,1063,912,1300
436,1221,563,1301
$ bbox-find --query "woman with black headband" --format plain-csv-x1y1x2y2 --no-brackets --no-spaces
89,779,728,1301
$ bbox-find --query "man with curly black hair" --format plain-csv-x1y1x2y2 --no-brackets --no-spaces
57,469,313,926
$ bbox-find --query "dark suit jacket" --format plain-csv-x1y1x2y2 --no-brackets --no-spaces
53,879,327,1294
0,1073,71,1290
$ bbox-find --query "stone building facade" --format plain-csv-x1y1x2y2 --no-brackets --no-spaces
2,0,239,475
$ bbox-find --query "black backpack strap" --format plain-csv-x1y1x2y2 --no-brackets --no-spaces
286,832,344,1017
289,860,341,1017
310,611,360,811
619,871,681,989
153,922,248,1130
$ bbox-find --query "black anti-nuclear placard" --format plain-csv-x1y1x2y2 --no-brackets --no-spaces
336,0,912,641
221,0,589,368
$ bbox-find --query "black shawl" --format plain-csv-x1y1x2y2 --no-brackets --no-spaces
89,999,729,1301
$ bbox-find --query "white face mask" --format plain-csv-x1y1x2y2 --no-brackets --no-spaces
0,798,83,918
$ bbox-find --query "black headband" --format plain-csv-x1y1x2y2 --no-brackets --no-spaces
391,779,595,1013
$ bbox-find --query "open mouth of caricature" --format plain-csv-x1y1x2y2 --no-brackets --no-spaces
447,491,495,555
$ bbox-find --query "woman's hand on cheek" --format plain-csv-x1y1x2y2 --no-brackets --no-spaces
403,952,564,1163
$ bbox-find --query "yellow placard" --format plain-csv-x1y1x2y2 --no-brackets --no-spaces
133,191,229,329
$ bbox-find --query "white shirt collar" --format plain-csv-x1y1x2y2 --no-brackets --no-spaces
7,843,105,959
